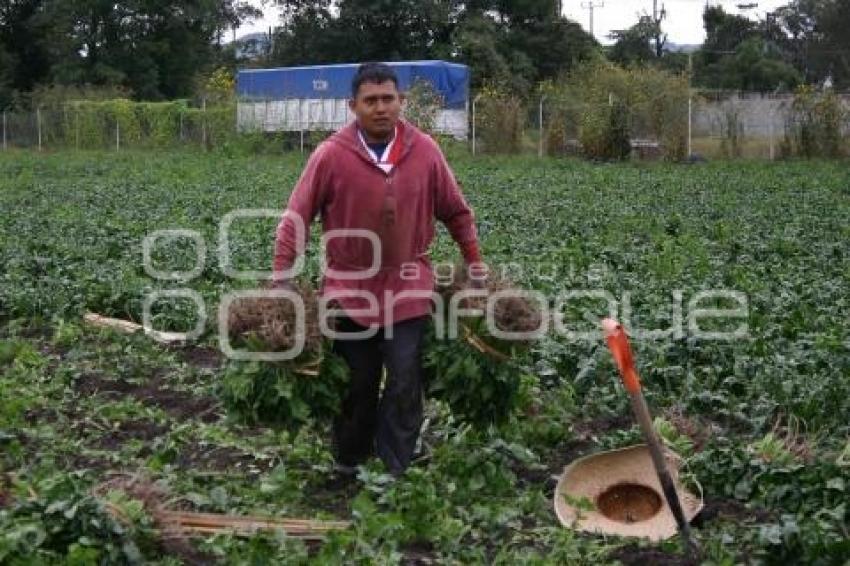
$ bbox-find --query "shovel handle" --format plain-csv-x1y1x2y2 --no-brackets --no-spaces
602,318,641,393
601,318,700,558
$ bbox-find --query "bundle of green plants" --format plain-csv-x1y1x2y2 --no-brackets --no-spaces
219,282,349,429
0,473,160,563
426,266,544,426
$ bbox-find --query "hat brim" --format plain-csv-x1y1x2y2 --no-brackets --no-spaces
554,444,703,541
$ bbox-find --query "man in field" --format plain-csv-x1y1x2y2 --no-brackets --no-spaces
272,63,484,476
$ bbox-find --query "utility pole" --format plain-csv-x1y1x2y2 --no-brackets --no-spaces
688,52,693,158
267,26,274,66
581,1,604,39
652,0,667,58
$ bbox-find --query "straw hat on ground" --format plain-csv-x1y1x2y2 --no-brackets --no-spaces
554,444,703,541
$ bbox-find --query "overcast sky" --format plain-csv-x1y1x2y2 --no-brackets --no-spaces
236,0,788,46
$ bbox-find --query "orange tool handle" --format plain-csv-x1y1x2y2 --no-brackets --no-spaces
602,318,641,393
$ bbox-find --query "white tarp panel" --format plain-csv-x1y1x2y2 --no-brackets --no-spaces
237,99,469,139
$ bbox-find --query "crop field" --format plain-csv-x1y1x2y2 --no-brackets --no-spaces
0,149,848,564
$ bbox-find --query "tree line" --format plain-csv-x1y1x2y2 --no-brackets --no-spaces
0,0,259,106
1,0,848,109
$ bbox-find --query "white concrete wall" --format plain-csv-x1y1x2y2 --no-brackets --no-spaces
693,93,850,138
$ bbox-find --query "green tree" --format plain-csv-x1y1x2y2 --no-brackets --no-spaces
452,11,514,89
503,8,597,85
270,0,597,96
779,0,850,88
815,0,850,88
770,0,817,80
0,0,259,105
0,44,14,107
722,37,801,91
608,16,659,67
703,5,757,53
0,0,53,107
695,5,800,91
46,0,259,99
333,0,452,61
271,0,453,65
269,1,342,66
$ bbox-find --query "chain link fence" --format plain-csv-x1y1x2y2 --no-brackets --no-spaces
690,91,850,159
511,97,689,160
0,96,463,153
2,91,848,159
469,91,850,160
0,102,232,151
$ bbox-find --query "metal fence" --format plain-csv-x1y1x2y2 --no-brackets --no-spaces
479,96,691,159
689,92,850,159
470,91,850,159
0,105,224,151
2,91,849,159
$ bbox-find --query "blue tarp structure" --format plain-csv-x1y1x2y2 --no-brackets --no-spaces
237,61,469,109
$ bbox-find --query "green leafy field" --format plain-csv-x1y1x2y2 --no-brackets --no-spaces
1,150,848,564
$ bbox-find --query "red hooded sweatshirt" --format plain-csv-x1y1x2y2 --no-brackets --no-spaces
273,119,480,328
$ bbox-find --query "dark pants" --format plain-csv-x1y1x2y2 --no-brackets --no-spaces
332,315,428,475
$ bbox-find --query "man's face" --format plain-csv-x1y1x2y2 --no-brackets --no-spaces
349,80,404,140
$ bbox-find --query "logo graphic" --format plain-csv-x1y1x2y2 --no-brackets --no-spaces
141,209,751,361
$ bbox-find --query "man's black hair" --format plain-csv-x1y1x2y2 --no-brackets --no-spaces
351,63,399,97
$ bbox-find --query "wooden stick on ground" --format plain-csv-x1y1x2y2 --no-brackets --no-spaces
83,312,186,344
95,476,349,542
155,510,350,540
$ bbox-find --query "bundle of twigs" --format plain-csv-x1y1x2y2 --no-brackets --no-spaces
435,263,544,357
226,280,323,365
155,511,349,540
93,474,349,542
